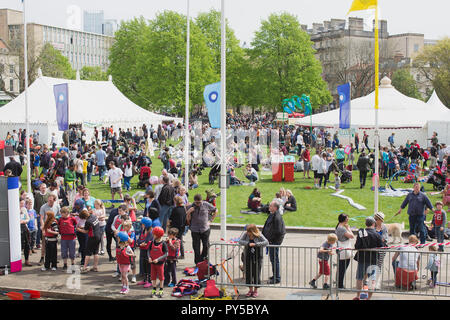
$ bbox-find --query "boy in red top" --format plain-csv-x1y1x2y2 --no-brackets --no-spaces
58,207,77,271
164,228,180,287
432,201,447,252
148,227,168,298
301,145,311,179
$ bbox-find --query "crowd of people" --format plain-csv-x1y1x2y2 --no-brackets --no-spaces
2,117,450,299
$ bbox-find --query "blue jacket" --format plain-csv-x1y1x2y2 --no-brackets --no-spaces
400,191,433,216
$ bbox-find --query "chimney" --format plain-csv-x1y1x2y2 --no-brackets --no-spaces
313,23,324,33
373,19,388,37
348,17,364,31
323,21,331,31
331,19,346,30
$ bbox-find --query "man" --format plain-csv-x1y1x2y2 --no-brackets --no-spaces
104,161,124,200
34,183,49,250
362,131,371,153
388,133,395,148
262,201,286,284
353,217,384,300
186,194,217,265
157,176,175,231
95,147,107,180
38,194,61,265
395,182,433,244
78,209,101,273
39,146,51,176
311,149,321,188
296,131,304,156
4,157,23,177
356,152,370,189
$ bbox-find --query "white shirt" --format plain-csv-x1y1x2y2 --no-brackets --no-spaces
311,154,321,171
106,167,123,188
398,246,419,271
296,134,303,145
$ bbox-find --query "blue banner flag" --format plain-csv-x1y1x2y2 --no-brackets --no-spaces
338,83,351,129
204,82,221,129
53,83,69,131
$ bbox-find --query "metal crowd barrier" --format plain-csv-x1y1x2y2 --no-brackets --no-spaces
209,242,450,299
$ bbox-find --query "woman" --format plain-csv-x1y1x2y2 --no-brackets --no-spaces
247,189,262,213
374,212,388,289
93,199,106,255
168,196,187,259
143,189,161,218
188,171,199,189
317,152,327,189
335,213,354,289
177,186,189,206
20,200,32,267
81,188,96,209
123,194,138,231
239,224,269,298
283,190,297,212
392,235,420,290
123,157,133,192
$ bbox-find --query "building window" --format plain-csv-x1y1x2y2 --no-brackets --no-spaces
9,64,14,74
414,44,419,52
10,79,14,92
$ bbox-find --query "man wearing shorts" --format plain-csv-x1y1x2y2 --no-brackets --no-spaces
78,209,101,273
353,217,383,300
104,161,124,200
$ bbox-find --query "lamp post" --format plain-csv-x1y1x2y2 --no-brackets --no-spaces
184,0,190,191
23,0,32,195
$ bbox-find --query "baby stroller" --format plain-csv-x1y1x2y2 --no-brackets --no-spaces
427,169,446,191
209,164,221,184
138,166,151,188
340,169,352,183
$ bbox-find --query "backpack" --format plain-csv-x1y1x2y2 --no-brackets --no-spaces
196,260,218,280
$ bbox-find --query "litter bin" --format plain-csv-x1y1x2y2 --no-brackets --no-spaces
218,173,230,188
272,163,283,182
283,162,295,182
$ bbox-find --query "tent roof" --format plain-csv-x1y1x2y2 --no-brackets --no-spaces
427,90,448,111
290,77,450,128
0,76,183,125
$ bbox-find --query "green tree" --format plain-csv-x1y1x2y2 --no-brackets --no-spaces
108,17,150,108
195,10,247,111
391,68,422,100
413,37,450,107
39,43,75,79
250,13,332,112
80,66,108,81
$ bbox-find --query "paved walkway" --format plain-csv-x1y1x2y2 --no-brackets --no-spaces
1,225,448,300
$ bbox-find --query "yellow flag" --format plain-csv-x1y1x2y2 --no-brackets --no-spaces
348,0,377,13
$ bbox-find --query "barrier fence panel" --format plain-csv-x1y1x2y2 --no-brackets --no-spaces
209,242,450,299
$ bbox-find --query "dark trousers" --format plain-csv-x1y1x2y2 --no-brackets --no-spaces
409,215,426,244
164,260,177,285
76,231,88,265
268,246,280,281
337,258,351,288
44,239,57,269
191,229,210,265
21,226,30,261
431,271,438,286
359,170,368,187
106,231,117,259
140,251,151,282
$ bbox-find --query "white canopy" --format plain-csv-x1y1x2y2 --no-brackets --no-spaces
289,77,450,146
0,75,183,144
290,77,450,129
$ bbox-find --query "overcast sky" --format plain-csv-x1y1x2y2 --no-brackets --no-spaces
3,0,449,44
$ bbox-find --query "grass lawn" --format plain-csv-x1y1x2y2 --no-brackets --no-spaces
22,148,444,230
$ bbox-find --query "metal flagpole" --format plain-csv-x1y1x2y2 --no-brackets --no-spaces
374,4,380,214
23,0,31,195
184,0,190,191
220,0,227,243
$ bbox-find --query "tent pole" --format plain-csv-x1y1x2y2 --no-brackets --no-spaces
184,0,190,191
374,5,380,214
23,0,31,195
220,0,227,243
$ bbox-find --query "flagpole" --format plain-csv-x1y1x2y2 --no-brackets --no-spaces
184,0,190,191
220,0,227,243
23,0,31,195
374,3,380,214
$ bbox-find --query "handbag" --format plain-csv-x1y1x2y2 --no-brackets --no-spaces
338,238,352,260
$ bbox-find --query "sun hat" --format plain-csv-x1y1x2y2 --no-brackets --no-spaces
374,212,385,222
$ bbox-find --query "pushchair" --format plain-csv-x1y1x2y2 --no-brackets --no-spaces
209,164,221,184
137,166,151,189
427,170,446,191
340,169,352,183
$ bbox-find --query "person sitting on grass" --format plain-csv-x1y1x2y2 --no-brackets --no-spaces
283,190,297,212
244,164,258,184
247,189,262,213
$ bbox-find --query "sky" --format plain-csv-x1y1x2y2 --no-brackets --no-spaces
3,0,449,45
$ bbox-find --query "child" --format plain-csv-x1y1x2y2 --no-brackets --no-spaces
425,245,440,288
41,211,59,271
25,199,37,253
117,219,137,283
116,232,135,294
238,224,269,298
334,170,341,190
136,217,153,288
58,206,77,271
164,228,180,287
20,200,31,266
432,201,447,252
92,199,106,255
309,233,338,289
148,226,168,298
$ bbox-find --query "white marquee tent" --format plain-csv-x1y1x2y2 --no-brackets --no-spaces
426,90,450,145
0,74,183,145
289,77,450,147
